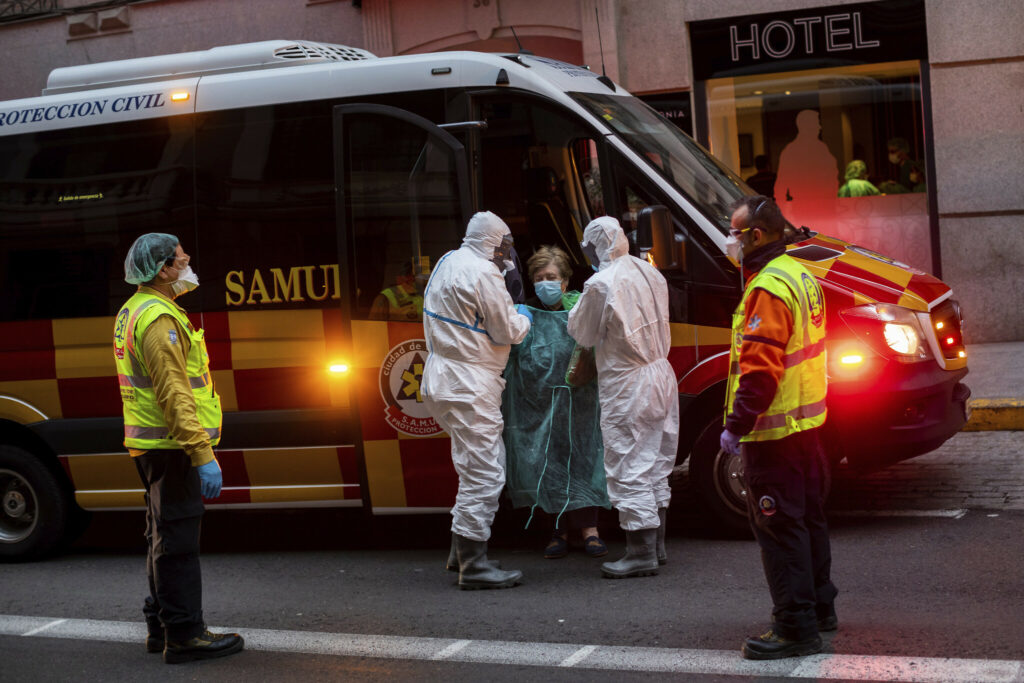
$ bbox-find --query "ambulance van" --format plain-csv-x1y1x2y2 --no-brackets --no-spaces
0,41,970,558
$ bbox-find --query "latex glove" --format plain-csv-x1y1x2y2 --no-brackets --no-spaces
719,429,742,456
515,304,533,324
197,459,223,499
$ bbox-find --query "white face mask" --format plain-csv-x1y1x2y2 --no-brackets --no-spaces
534,280,564,307
170,265,199,297
725,235,744,263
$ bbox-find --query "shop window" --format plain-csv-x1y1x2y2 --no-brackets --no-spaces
706,60,930,272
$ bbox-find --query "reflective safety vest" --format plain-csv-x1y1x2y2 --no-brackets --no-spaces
725,254,827,442
113,291,222,451
381,285,423,321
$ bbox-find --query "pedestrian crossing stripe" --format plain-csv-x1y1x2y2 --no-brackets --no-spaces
1,614,1021,682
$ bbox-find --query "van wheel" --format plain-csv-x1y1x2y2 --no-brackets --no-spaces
690,416,835,535
688,415,752,535
0,446,69,561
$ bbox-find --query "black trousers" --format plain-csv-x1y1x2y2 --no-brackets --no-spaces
134,449,206,642
553,506,600,534
742,428,838,641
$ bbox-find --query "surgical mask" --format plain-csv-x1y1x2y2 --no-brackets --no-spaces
492,235,515,273
170,265,199,297
534,280,564,307
580,241,600,271
725,235,743,263
888,152,901,165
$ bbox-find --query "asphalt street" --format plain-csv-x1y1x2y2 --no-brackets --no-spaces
1,430,1023,681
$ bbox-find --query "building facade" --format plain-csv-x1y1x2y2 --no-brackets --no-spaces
1,0,1020,341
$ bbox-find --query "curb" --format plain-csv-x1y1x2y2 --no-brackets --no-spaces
962,398,1024,431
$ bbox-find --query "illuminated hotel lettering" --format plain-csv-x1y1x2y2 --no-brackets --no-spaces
729,11,880,62
225,265,342,306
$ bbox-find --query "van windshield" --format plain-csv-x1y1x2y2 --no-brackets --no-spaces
571,92,746,235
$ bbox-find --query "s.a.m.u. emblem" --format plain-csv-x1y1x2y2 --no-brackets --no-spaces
113,308,129,360
378,339,441,437
802,272,824,328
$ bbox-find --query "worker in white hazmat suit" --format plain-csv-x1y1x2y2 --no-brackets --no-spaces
421,211,533,590
567,216,679,579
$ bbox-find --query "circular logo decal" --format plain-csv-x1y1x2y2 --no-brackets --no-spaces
801,272,825,329
379,339,441,437
113,308,129,359
758,495,777,517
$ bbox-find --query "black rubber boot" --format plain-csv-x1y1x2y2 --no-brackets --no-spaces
656,508,668,566
600,528,659,578
163,630,244,664
741,629,822,660
455,534,522,590
145,618,163,653
446,534,500,572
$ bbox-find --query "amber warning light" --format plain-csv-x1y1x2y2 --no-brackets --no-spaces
328,363,349,374
170,91,190,102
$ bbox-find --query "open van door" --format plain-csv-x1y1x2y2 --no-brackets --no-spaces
332,104,471,515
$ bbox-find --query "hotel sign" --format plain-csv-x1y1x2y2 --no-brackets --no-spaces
689,0,927,80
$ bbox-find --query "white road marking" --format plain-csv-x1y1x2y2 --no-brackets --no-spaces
431,639,472,660
831,509,968,519
20,618,66,636
559,644,597,667
1,614,1022,682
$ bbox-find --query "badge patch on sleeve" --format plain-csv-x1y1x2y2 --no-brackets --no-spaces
168,329,178,344
747,314,762,331
758,495,777,516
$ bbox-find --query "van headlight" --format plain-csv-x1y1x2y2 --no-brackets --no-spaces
840,304,932,362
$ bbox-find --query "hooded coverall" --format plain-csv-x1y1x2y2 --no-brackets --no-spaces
567,217,679,532
421,211,532,541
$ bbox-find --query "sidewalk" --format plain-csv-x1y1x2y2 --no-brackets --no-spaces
962,342,1024,431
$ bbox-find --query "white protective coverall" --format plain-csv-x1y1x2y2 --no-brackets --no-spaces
567,217,679,531
421,211,532,542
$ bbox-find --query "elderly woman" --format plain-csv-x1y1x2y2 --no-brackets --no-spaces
502,245,609,559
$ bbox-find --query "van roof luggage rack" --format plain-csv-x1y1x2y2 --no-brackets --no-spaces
43,40,376,95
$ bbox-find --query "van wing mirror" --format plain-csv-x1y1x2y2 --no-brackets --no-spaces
637,205,677,269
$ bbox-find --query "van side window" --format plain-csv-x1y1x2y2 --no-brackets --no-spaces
0,117,194,321
477,97,602,293
610,156,739,326
196,103,336,313
341,113,463,321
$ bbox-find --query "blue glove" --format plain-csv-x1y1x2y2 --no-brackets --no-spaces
515,304,533,324
197,460,222,499
719,429,742,456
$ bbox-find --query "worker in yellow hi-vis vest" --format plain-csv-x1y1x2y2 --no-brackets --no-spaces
719,197,837,662
114,233,243,665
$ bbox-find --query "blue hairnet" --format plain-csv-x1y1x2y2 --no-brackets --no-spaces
124,233,179,285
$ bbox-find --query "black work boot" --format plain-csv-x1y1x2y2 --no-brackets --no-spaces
817,606,838,632
741,628,822,660
656,508,668,566
454,534,521,590
446,534,500,572
600,528,659,578
163,629,244,664
146,633,164,654
145,619,163,653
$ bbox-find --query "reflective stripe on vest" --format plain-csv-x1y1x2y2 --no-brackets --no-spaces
113,292,223,451
725,254,827,442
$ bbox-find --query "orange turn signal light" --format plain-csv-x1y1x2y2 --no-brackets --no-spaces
328,363,349,374
170,91,190,102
